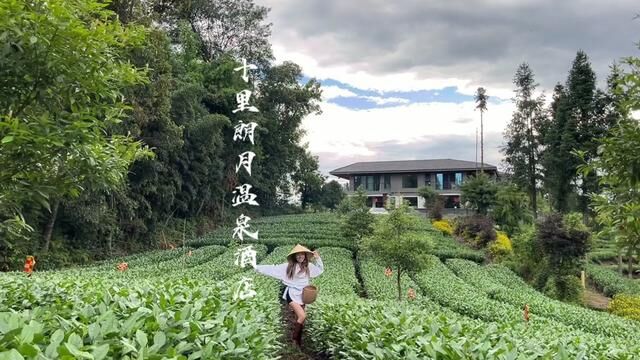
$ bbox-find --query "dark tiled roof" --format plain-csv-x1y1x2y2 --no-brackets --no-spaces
330,159,496,176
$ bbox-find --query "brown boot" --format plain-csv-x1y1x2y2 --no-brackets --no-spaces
292,322,303,347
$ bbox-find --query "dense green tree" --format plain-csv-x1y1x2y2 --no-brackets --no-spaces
321,181,346,210
0,0,325,269
292,153,324,209
363,203,431,301
417,186,438,220
150,0,273,69
542,51,614,216
502,63,547,218
338,187,375,251
492,182,532,236
542,83,575,212
252,62,322,209
578,115,640,278
460,174,498,216
0,0,151,255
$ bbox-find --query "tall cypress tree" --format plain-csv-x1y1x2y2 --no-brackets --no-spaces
543,51,603,214
502,63,546,219
569,51,598,217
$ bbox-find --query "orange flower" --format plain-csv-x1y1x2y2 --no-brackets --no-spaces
407,288,416,300
384,267,392,278
24,256,35,276
117,262,128,272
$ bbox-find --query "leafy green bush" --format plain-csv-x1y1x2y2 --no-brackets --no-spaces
0,265,280,359
358,253,422,301
362,204,431,300
312,247,359,299
308,299,640,359
492,182,532,236
587,264,640,297
542,275,583,304
460,173,498,215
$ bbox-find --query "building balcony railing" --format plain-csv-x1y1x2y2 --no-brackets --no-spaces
343,184,462,193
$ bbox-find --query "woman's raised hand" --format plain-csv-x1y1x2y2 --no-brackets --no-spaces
312,250,320,259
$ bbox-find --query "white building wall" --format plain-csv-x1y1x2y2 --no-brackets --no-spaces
417,196,425,209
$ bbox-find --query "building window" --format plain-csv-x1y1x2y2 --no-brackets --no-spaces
402,174,417,188
366,176,374,191
354,175,381,191
383,175,391,190
436,173,443,190
403,197,418,207
443,195,461,209
455,172,463,187
425,174,432,187
354,176,362,190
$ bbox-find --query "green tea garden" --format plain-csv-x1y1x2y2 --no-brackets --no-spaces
2,0,640,359
2,212,640,358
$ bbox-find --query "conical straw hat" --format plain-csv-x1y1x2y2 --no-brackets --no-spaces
288,244,312,257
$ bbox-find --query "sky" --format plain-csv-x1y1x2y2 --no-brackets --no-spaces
255,0,640,181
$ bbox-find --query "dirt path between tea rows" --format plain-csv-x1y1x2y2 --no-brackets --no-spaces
584,287,611,310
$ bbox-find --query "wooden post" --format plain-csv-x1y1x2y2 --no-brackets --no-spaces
581,270,586,289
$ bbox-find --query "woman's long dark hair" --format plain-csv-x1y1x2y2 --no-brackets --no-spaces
286,253,311,279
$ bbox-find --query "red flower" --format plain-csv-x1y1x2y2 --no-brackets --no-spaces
384,267,392,278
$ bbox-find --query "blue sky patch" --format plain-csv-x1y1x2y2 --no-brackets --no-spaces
301,76,507,110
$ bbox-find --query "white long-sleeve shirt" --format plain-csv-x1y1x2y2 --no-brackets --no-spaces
254,257,324,305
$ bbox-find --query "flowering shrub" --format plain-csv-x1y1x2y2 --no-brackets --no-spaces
432,219,453,236
609,294,640,321
489,231,513,259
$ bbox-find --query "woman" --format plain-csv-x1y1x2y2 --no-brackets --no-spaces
253,244,324,346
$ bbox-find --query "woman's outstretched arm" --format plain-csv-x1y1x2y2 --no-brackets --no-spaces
254,263,287,281
310,253,324,278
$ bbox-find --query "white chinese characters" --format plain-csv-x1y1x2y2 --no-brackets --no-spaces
233,277,257,301
233,214,259,241
230,58,261,301
234,245,257,269
236,151,256,176
233,121,258,145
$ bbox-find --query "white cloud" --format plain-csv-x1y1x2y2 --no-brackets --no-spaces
320,84,411,105
273,45,514,99
302,98,514,166
321,85,358,100
361,96,410,105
